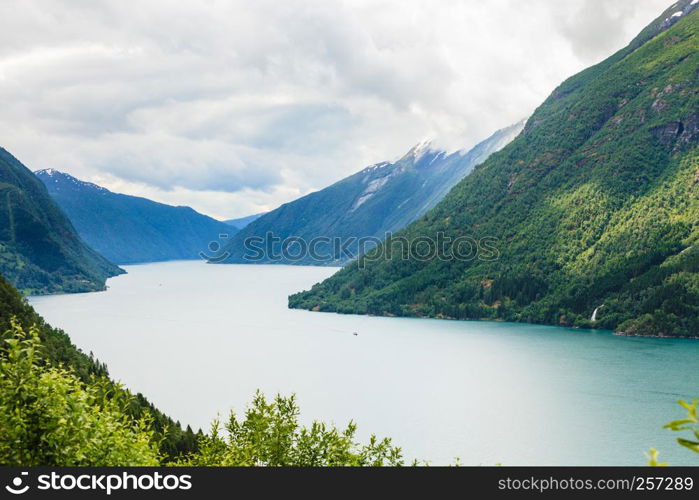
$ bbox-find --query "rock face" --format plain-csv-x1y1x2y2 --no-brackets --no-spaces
215,121,524,266
0,149,122,294
36,169,237,264
289,1,699,338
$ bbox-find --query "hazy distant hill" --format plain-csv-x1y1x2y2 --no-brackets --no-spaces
225,212,266,230
37,169,237,264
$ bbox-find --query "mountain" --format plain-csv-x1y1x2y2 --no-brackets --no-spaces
0,148,122,294
225,212,266,230
215,121,523,265
289,1,699,338
36,169,237,264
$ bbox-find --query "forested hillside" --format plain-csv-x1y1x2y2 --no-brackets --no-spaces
290,1,699,338
0,149,122,294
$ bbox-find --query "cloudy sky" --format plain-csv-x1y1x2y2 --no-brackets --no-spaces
0,0,672,219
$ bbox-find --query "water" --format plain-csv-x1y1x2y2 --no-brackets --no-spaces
29,260,699,465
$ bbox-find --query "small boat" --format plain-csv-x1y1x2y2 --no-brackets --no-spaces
353,332,358,336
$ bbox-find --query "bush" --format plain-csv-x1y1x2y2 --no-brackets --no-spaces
178,391,405,466
0,320,160,466
0,319,408,467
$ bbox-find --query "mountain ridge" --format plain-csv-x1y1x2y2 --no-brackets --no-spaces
36,169,237,264
224,212,266,230
215,121,524,265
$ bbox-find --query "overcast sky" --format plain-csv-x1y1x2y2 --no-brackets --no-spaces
0,0,672,219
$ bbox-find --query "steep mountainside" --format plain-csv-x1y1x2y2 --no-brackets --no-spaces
0,149,122,294
37,169,237,264
216,122,523,265
290,1,699,338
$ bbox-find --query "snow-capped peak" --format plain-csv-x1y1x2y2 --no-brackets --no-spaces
36,168,59,176
409,139,434,161
361,161,392,173
35,168,110,193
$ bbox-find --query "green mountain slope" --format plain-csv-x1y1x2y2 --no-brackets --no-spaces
290,1,699,338
36,169,236,264
0,148,122,294
216,122,523,265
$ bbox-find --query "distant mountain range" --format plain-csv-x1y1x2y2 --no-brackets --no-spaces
0,148,122,294
36,169,237,264
214,121,524,265
225,212,266,230
290,0,699,338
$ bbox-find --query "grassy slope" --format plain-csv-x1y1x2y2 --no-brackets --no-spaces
290,3,699,337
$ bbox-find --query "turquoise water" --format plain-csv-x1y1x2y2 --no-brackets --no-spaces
29,260,699,465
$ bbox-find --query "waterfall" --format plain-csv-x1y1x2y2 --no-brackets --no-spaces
591,305,604,322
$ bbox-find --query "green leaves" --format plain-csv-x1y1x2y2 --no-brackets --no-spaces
645,448,668,467
663,399,698,432
0,281,407,467
0,275,198,460
1,319,407,467
653,398,699,465
677,438,699,454
0,320,160,466
668,399,699,454
178,390,405,467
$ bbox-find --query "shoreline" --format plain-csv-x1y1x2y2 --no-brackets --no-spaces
614,331,699,340
294,303,699,340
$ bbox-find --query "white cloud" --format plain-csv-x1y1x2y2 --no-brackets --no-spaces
0,0,672,219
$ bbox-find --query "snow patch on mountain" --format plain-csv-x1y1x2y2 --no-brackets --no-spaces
35,169,109,193
359,161,392,174
351,175,392,210
409,139,435,161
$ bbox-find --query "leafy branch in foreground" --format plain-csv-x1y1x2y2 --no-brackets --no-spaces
0,319,407,466
0,320,160,466
0,274,199,460
645,448,668,467
647,398,699,466
177,391,405,466
664,399,699,455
